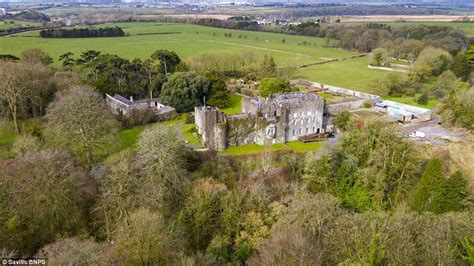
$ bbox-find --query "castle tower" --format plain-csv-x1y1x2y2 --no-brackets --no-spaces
194,106,227,151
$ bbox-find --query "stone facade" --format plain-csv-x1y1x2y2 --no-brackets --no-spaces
195,92,325,150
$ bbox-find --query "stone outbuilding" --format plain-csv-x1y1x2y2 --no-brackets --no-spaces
105,93,176,120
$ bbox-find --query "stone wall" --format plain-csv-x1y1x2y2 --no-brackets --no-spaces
291,79,379,99
327,99,371,113
105,94,130,115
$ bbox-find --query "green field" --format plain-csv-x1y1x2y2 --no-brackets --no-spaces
0,22,355,67
221,95,243,115
179,124,200,144
0,19,42,30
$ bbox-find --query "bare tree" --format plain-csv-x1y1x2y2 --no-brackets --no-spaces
0,61,31,133
135,124,192,211
45,85,118,165
0,61,58,133
116,208,179,264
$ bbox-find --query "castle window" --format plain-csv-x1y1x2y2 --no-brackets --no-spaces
292,129,296,136
266,125,276,136
293,120,297,126
313,127,315,132
307,111,311,116
299,129,302,135
317,128,320,133
305,128,309,133
293,113,297,118
300,112,303,117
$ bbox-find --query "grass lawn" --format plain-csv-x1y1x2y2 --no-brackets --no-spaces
384,95,438,109
221,95,243,115
179,124,200,144
117,124,150,150
224,141,326,155
318,93,333,99
161,113,186,126
297,56,390,93
285,141,326,152
0,121,16,159
117,114,187,150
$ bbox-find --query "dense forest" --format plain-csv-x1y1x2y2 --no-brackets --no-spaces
39,27,125,38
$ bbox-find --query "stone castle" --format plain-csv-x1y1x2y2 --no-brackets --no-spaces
195,92,325,151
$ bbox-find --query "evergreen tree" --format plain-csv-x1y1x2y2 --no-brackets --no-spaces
451,53,471,81
441,171,468,212
206,73,231,108
260,55,277,78
410,159,445,213
160,71,210,112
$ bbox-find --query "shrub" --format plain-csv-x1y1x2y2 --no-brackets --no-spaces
184,113,195,124
416,91,429,105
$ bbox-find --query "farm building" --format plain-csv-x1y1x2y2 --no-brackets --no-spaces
105,93,176,120
375,99,432,122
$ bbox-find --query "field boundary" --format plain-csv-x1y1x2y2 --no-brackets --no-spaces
207,40,312,58
300,53,367,68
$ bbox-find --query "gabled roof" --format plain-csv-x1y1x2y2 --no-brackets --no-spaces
113,94,132,105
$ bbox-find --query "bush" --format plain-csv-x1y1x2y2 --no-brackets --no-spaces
416,91,429,105
185,113,195,124
259,78,293,97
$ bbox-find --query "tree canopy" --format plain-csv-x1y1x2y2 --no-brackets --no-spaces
160,71,210,112
259,78,293,97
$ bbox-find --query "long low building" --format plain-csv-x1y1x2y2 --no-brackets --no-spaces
375,99,432,122
105,93,176,120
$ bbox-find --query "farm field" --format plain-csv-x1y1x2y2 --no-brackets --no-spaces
0,19,42,30
0,22,436,108
0,22,355,67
